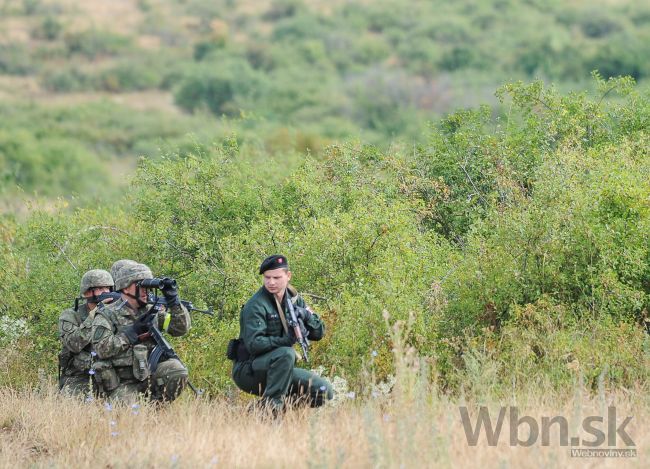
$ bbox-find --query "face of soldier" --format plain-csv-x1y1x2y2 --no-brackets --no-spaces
83,286,111,307
123,281,150,308
263,268,292,299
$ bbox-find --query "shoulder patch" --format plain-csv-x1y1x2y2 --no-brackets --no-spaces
93,326,109,342
61,321,75,334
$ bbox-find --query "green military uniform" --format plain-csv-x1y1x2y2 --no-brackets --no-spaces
92,299,190,403
91,262,191,404
58,268,114,397
232,285,333,410
58,302,94,396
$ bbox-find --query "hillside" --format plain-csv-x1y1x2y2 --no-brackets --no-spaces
2,0,650,207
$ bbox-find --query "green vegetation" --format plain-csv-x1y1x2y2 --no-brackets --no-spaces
0,0,648,397
1,77,648,396
2,0,650,205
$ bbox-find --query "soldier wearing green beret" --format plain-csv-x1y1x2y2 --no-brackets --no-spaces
232,255,333,413
58,269,114,396
91,261,191,404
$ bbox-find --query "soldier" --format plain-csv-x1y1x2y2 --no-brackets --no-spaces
232,254,333,413
58,269,114,396
110,259,137,281
91,261,191,404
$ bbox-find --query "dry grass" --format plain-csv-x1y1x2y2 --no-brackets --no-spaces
0,384,646,468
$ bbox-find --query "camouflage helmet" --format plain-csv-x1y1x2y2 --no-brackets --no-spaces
80,269,114,295
114,262,153,291
110,259,138,281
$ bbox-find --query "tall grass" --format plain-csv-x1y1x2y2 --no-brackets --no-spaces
1,330,647,469
0,384,646,468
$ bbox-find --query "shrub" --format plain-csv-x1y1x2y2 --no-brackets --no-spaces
0,44,35,75
64,30,132,58
31,16,63,41
174,60,261,117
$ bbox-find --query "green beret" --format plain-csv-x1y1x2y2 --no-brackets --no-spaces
259,254,289,274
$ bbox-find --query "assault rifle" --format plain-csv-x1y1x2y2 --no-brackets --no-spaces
146,294,214,316
286,296,309,363
140,277,214,316
139,298,200,396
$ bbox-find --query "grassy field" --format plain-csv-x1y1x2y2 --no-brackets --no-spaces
0,383,647,468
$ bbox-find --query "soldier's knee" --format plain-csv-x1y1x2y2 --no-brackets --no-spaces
264,347,296,372
60,376,91,397
153,359,189,401
108,383,143,405
273,346,296,364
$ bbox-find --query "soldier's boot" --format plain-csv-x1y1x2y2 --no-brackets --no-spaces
256,397,284,420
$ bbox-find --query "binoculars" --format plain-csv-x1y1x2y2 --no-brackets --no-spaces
139,277,177,289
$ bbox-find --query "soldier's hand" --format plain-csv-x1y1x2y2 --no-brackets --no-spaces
161,280,180,307
123,326,140,344
295,306,313,322
123,313,152,344
283,332,297,346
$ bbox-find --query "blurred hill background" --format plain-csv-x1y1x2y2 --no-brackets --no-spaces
2,0,649,211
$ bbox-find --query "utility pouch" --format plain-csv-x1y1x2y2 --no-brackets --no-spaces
132,344,150,382
72,350,92,372
226,338,250,361
94,360,119,392
226,338,239,360
237,340,250,362
58,350,73,374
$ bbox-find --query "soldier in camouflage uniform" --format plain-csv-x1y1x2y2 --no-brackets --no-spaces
232,255,333,412
91,261,191,404
58,269,114,396
110,259,138,281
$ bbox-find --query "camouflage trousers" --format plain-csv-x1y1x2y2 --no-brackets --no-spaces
102,358,189,404
232,346,333,410
59,373,94,397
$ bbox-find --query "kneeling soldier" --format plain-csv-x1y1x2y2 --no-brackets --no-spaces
59,269,114,396
232,255,333,412
91,261,191,403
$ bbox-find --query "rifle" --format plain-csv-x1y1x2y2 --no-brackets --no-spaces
146,295,214,316
139,299,200,396
286,295,309,363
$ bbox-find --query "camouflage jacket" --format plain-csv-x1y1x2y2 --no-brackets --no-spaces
239,286,324,358
58,303,94,376
91,297,190,368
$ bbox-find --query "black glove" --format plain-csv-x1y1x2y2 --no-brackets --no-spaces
294,306,313,322
123,313,151,344
161,279,180,307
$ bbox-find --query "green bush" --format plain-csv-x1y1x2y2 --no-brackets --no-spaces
64,30,133,58
0,129,104,196
95,61,162,92
31,16,63,41
0,44,35,75
41,67,89,92
174,60,262,116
